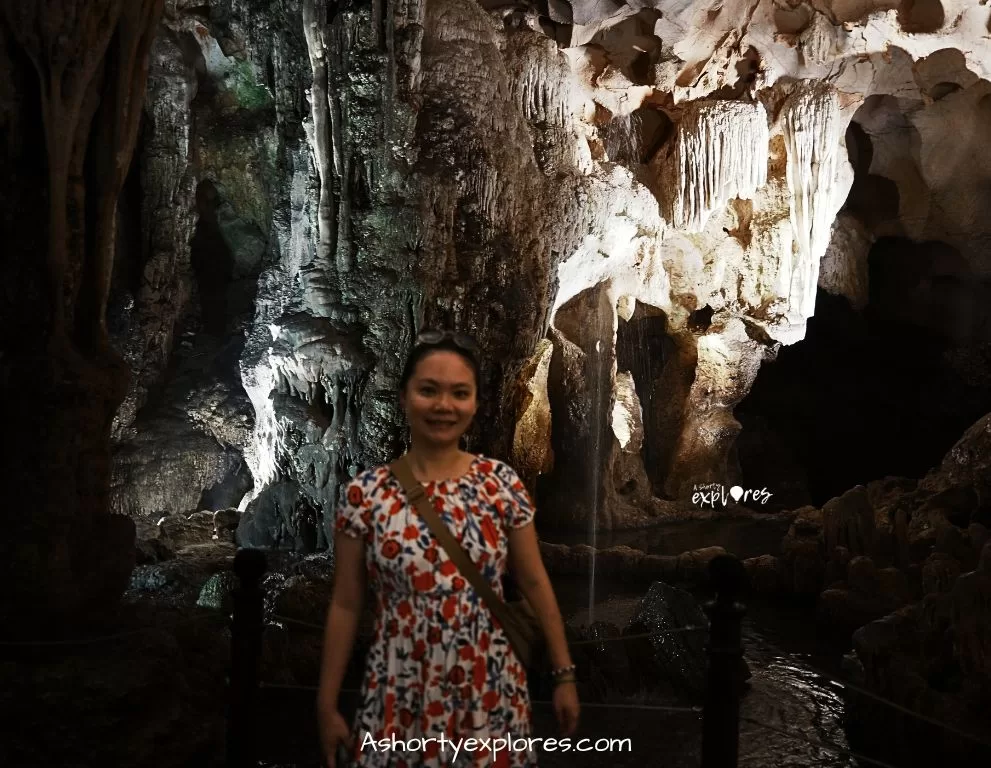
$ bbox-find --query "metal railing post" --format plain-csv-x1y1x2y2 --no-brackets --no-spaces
227,548,267,768
701,554,746,768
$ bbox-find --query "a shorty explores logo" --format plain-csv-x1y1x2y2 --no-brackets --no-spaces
692,483,772,508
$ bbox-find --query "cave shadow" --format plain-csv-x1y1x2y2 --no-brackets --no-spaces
616,304,677,496
737,241,991,507
190,180,235,337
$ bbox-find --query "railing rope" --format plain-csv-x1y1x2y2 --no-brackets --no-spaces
227,548,267,768
700,554,747,768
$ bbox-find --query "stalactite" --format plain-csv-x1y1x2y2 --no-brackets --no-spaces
1,0,126,342
335,16,352,277
673,100,769,232
465,167,501,229
783,81,843,321
82,0,163,351
302,0,340,316
394,0,425,95
511,35,575,128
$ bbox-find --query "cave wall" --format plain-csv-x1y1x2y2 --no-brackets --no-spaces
108,0,310,537
97,0,991,546
237,0,624,545
0,0,166,627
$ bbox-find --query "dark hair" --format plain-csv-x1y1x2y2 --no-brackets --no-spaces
399,333,482,395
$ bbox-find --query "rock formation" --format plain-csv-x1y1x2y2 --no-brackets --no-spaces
6,0,991,616
64,0,988,548
732,412,991,757
0,0,165,629
6,7,991,767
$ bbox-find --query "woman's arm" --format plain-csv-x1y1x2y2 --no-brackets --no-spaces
508,522,580,736
507,523,573,670
317,533,367,716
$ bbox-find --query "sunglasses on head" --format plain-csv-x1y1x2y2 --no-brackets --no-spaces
416,329,479,353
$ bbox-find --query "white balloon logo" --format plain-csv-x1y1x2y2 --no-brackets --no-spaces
729,485,744,502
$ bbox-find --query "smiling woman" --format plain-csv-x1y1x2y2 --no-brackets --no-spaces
401,347,479,449
316,330,580,768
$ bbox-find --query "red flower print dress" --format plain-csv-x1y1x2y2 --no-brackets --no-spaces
335,456,538,768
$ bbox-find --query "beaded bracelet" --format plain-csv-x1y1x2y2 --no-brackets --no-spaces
550,664,576,678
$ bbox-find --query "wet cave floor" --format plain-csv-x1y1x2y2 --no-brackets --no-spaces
17,518,974,768
540,580,855,768
261,578,879,768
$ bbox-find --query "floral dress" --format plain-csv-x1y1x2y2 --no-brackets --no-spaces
335,455,538,768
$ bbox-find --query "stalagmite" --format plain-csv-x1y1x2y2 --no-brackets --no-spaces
674,100,769,232
783,82,845,322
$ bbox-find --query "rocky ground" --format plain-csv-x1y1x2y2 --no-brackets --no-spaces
5,411,990,767
5,482,989,768
0,505,772,768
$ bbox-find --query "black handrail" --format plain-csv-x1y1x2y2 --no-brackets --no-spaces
227,548,267,768
700,554,747,768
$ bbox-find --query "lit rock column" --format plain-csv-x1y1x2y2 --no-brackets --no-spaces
665,316,775,499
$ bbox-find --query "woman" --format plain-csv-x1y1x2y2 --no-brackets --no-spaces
317,330,579,767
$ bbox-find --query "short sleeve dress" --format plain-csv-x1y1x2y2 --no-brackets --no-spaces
335,455,538,768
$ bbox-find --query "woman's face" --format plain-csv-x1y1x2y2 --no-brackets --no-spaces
401,350,478,447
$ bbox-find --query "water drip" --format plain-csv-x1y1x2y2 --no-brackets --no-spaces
588,336,608,623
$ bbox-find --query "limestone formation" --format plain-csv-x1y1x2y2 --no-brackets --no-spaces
73,0,991,542
7,2,991,763
107,0,315,538
5,0,990,629
0,0,165,629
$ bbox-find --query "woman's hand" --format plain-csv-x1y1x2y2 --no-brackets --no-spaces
552,681,580,737
317,533,365,767
318,708,353,768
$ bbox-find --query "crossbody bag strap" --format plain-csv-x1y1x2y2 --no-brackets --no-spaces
390,456,516,630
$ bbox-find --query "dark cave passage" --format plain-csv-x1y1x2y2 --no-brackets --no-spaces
735,87,991,507
616,304,675,495
738,243,991,507
190,180,235,337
